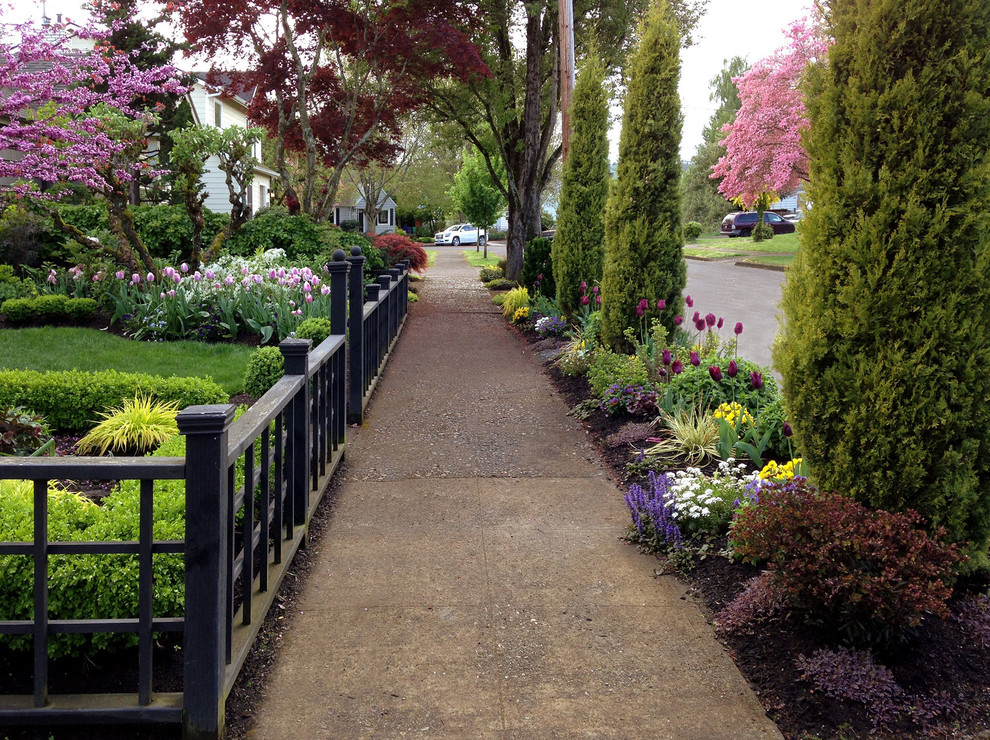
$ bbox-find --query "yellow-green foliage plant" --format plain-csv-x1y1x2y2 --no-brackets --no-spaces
600,0,686,351
76,396,179,456
501,286,530,319
774,0,990,569
552,44,610,316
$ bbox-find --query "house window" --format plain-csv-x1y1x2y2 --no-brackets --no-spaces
213,101,222,128
246,187,253,211
259,185,267,209
377,210,390,225
334,207,340,225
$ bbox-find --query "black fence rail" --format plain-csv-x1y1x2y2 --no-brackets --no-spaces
0,249,410,737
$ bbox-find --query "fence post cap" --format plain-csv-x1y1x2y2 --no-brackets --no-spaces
332,249,347,262
350,246,363,257
279,337,312,356
176,404,236,434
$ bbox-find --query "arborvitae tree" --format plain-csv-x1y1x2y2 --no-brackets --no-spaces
553,46,610,315
601,0,685,350
775,0,990,568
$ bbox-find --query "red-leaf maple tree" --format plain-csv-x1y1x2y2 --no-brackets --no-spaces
177,0,488,221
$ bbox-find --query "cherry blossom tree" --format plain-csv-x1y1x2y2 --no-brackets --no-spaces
711,16,830,219
0,18,186,272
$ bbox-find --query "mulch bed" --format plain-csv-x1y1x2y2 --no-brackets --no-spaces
517,323,990,739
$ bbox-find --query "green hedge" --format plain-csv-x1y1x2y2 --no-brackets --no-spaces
1,296,97,324
0,369,227,432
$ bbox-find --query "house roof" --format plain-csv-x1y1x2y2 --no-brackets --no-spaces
191,72,256,111
355,191,396,209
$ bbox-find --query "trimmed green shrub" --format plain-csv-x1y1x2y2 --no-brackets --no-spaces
587,350,649,397
601,0,685,350
730,479,963,646
0,369,226,432
0,298,34,323
226,213,339,261
34,294,68,318
553,47,609,315
683,221,703,241
521,236,555,297
65,298,97,322
243,346,285,398
131,204,228,259
295,318,334,346
484,278,516,291
774,0,990,567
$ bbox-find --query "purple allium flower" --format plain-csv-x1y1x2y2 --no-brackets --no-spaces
727,359,738,378
717,317,724,329
689,351,700,367
581,295,590,305
783,422,793,437
672,360,683,374
674,315,683,326
709,365,723,382
734,321,744,335
662,348,672,365
685,295,694,308
656,299,666,311
750,371,763,390
705,312,716,327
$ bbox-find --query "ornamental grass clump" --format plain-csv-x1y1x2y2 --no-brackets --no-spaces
730,478,964,646
644,403,718,466
76,396,179,456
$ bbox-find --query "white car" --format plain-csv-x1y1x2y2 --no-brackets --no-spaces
434,223,487,246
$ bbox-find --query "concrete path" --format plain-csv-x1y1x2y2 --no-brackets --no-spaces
247,248,781,739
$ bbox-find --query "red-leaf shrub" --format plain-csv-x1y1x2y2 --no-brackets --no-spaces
729,479,964,645
373,233,429,272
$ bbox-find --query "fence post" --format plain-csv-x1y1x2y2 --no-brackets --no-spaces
177,403,236,740
326,250,349,448
280,338,311,526
346,247,366,424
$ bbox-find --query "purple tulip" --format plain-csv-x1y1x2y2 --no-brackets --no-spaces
685,295,694,308
783,422,793,438
734,322,744,335
537,274,543,280
695,319,706,332
636,303,645,317
580,281,587,294
750,371,763,390
689,351,700,367
717,317,724,329
581,295,590,305
727,359,738,378
662,349,672,365
674,315,683,326
658,367,667,377
593,285,599,294
692,310,701,323
705,312,716,328
672,360,683,375
596,295,602,305
636,298,649,317
708,365,723,382
656,299,666,311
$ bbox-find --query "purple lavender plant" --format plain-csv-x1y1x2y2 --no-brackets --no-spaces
624,471,683,551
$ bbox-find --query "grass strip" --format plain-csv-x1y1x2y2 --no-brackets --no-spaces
0,327,252,395
738,254,795,268
462,250,501,268
683,249,746,260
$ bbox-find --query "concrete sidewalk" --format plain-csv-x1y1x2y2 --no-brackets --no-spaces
247,249,781,739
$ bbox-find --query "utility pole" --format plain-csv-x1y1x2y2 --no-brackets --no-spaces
559,0,575,163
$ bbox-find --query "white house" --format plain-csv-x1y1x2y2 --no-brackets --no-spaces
333,190,397,235
183,74,277,216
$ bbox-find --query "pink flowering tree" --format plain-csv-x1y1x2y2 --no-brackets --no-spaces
711,16,830,226
0,18,185,274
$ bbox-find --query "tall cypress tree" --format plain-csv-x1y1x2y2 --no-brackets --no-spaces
601,0,684,350
775,0,990,567
553,46,610,316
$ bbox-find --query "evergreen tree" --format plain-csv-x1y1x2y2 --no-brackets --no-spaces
775,0,990,567
553,46,610,315
601,0,684,350
680,57,746,230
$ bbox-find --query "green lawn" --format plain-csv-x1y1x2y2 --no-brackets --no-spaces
690,231,800,254
462,250,501,268
0,327,252,395
424,249,438,267
683,248,746,260
739,254,795,268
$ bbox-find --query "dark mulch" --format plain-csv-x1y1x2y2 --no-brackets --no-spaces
512,320,990,739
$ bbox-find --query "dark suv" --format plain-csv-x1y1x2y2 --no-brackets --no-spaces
720,211,796,237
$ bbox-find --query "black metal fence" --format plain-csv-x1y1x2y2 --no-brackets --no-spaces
0,250,410,737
